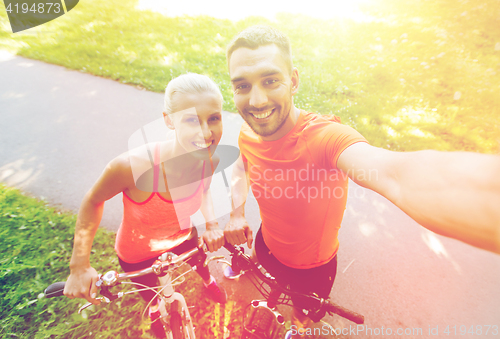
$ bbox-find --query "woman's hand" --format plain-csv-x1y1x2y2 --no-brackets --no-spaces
201,222,224,252
64,266,101,305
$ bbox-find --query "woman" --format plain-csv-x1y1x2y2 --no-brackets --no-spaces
64,73,226,337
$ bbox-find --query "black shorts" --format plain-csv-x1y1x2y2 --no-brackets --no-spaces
254,227,337,312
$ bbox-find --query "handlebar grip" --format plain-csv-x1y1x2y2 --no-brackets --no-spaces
44,282,66,298
327,302,365,324
223,242,238,254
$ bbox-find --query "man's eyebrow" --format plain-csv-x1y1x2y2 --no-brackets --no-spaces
230,76,245,83
231,70,282,83
261,70,280,77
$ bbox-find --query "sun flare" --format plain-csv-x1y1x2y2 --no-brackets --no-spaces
137,0,373,22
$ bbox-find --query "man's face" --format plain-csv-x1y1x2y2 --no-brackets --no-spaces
229,44,299,140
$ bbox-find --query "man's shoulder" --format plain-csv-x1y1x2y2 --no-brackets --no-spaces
299,110,367,148
301,110,342,127
298,110,349,138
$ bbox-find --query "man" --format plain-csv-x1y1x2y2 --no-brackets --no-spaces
223,25,500,338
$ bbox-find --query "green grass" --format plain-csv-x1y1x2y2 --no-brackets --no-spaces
0,183,144,338
1,0,499,153
0,184,254,338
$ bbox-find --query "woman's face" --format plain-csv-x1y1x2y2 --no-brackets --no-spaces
164,91,223,158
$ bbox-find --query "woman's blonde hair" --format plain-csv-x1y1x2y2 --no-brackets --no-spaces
164,73,223,114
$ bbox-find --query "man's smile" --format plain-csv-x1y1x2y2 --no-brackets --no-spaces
249,108,275,121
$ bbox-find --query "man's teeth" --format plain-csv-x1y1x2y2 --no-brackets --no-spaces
194,141,212,148
252,109,273,119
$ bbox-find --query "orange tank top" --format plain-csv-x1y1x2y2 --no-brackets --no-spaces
115,143,205,263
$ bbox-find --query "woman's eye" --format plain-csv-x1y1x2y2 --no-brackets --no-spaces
209,116,221,122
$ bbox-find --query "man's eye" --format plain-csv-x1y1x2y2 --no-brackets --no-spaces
209,116,221,122
185,118,199,123
265,79,278,85
236,84,249,90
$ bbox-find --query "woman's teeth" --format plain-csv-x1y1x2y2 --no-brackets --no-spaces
194,141,213,149
252,109,273,119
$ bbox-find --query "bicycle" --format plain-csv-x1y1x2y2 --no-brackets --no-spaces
219,243,365,339
44,245,221,339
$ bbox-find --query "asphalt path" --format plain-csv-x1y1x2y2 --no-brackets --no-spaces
1,52,499,338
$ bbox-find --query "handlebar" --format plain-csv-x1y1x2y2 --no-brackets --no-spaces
222,243,364,324
44,281,66,298
44,246,208,304
45,242,364,324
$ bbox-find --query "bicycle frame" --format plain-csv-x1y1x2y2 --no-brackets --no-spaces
217,256,288,338
219,244,364,339
45,246,217,339
156,252,196,339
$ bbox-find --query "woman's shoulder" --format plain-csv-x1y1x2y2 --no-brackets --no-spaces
108,150,133,172
107,142,163,178
120,142,163,183
99,152,134,189
124,141,172,165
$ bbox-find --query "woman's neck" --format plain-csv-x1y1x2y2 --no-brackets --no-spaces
163,140,205,176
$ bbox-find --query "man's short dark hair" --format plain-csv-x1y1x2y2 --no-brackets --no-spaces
226,25,293,73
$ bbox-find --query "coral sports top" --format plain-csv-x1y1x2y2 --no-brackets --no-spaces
115,143,205,263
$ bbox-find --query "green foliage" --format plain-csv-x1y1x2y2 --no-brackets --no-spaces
0,0,498,153
0,184,142,338
0,184,247,338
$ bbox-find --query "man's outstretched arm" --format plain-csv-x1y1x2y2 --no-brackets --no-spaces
337,143,500,254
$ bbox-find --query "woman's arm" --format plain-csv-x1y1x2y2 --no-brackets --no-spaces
65,156,131,304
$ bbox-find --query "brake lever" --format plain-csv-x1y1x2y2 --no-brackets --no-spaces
215,258,231,266
216,258,246,280
204,255,226,267
77,296,110,314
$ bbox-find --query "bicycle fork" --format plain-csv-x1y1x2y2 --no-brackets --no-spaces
158,273,196,339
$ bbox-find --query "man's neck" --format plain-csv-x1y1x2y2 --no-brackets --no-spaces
261,106,300,142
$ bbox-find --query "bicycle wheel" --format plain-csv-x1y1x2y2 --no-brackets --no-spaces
169,311,183,339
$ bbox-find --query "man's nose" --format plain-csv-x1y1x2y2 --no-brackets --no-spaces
249,85,267,108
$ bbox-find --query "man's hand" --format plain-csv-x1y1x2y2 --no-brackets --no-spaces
64,266,101,305
202,224,225,252
224,215,253,248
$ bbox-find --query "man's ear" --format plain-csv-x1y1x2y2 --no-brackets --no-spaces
163,112,175,130
291,67,299,96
